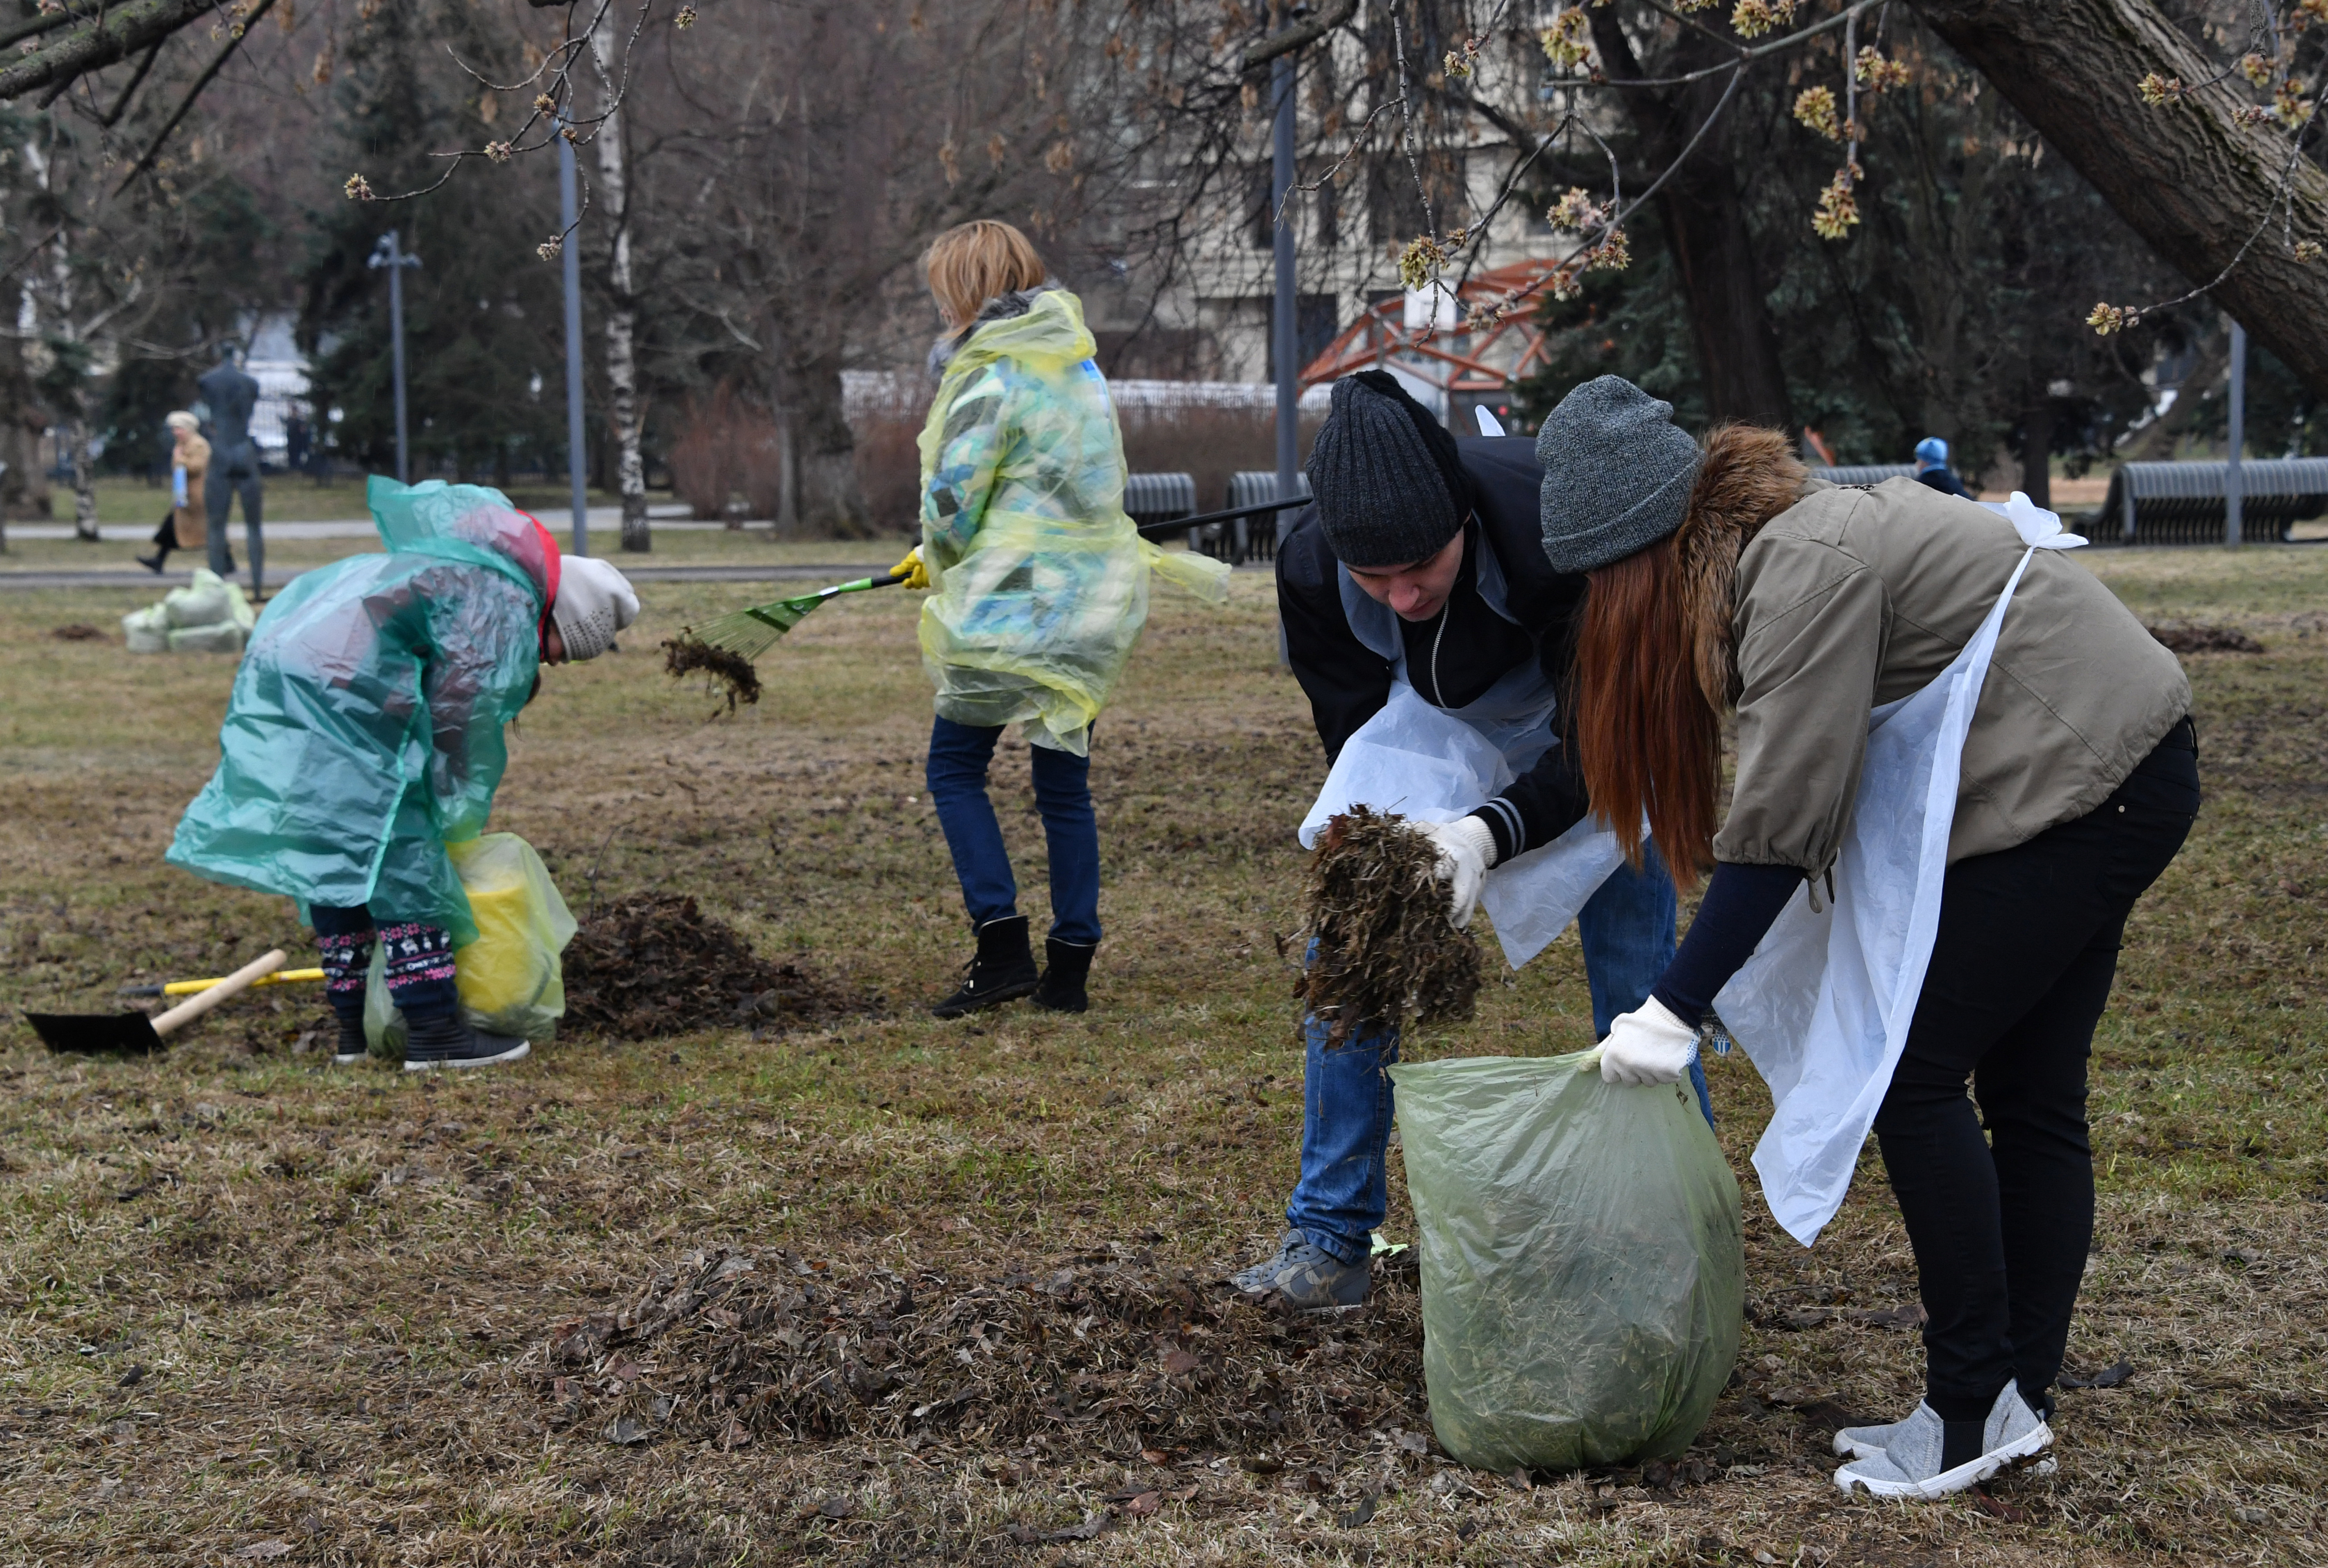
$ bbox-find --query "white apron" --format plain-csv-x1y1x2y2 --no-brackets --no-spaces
1713,494,2083,1245
1296,540,1628,971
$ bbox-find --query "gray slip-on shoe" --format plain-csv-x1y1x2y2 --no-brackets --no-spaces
1834,1382,2052,1499
1833,1408,1918,1460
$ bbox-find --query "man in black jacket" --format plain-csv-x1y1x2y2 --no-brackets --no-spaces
1229,371,1695,1310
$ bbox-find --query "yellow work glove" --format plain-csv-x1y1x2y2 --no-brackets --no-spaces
889,546,930,591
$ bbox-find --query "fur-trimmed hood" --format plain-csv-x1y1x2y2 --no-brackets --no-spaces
1672,426,1812,712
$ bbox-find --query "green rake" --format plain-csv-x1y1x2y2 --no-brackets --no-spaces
680,569,908,662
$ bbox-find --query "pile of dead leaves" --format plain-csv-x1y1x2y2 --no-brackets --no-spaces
561,893,873,1040
1291,807,1481,1046
2148,622,2265,654
539,1244,1427,1460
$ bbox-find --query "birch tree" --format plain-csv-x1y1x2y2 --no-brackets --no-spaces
589,4,649,552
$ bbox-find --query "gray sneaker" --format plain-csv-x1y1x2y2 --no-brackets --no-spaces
1833,1409,1917,1460
1228,1230,1369,1309
1834,1382,2052,1499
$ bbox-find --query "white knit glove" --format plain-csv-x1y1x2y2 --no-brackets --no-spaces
1416,816,1497,931
1599,996,1699,1086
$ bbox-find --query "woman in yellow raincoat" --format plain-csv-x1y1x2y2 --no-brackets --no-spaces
897,220,1226,1018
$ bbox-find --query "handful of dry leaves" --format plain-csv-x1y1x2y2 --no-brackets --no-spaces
1291,806,1482,1046
662,634,764,713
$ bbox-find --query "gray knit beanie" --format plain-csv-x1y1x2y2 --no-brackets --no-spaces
1304,372,1469,568
1535,376,1704,573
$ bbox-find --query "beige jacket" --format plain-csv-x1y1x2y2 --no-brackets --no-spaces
172,433,211,549
1714,477,2190,873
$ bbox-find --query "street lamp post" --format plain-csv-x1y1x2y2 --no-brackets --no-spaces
2226,318,2247,548
558,121,590,558
367,232,422,484
1271,49,1299,539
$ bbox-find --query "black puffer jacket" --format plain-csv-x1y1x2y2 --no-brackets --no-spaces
1277,435,1593,861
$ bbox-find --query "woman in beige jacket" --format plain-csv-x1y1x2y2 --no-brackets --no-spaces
1532,377,2195,1500
136,411,209,573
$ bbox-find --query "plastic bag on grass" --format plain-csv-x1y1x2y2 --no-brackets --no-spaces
167,619,245,654
364,832,578,1056
122,604,170,654
162,568,234,628
1390,1051,1743,1474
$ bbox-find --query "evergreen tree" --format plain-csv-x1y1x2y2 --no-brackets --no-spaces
299,2,568,485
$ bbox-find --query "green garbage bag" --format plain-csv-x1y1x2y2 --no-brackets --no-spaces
1390,1050,1743,1474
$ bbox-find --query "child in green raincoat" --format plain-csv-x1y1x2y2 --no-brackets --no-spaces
167,479,638,1070
894,220,1227,1019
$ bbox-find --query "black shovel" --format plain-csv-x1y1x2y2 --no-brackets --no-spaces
26,948,287,1054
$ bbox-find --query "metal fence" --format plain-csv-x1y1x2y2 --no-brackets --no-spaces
2096,459,2328,544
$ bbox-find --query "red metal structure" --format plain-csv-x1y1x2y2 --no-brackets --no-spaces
1296,259,1572,420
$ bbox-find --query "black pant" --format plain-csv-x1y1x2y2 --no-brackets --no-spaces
1873,719,2199,1421
205,446,263,590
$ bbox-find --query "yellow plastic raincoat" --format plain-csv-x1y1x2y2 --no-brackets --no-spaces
917,288,1228,753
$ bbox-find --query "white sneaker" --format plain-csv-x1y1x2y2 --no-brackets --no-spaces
1834,1381,2052,1499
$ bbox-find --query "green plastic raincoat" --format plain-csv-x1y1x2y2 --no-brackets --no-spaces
917,288,1228,753
166,478,557,949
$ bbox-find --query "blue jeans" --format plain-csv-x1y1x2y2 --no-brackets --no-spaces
1286,843,1713,1265
925,714,1102,944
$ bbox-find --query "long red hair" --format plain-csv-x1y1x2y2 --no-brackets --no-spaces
1574,537,1723,888
1571,424,1808,889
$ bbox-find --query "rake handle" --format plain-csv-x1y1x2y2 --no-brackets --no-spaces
149,950,287,1039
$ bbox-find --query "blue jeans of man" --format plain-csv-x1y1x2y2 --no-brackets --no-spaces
1286,843,1714,1265
925,714,1102,944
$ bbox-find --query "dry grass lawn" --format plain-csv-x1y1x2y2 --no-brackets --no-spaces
1,542,2323,1566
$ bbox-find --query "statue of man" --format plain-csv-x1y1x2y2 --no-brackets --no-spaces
199,347,265,597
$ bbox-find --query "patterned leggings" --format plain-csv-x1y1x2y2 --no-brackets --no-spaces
311,904,459,1026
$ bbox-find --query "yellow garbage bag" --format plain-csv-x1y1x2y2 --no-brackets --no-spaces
364,832,578,1055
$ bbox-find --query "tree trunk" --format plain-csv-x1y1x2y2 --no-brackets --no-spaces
1589,10,1795,428
66,416,96,540
780,355,871,537
591,5,650,554
1913,0,2328,398
2019,393,2053,511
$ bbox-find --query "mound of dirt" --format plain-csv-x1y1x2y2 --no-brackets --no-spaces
2148,622,2265,654
541,1245,1427,1461
1293,807,1481,1046
561,893,872,1040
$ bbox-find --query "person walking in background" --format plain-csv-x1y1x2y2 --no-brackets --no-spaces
891,219,1227,1020
136,412,208,574
285,410,312,479
1914,435,1971,497
200,348,266,598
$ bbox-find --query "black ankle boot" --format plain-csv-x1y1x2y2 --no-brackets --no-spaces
136,551,168,574
1033,938,1095,1013
931,916,1039,1018
331,1014,369,1065
402,1011,530,1071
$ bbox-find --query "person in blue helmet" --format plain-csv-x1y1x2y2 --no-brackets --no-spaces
1914,436,1971,498
168,478,638,1070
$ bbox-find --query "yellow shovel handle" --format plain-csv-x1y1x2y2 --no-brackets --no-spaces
160,968,324,996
